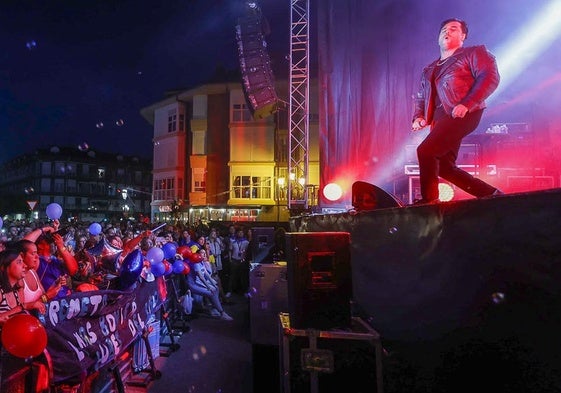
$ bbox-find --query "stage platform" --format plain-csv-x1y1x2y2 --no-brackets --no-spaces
289,189,561,392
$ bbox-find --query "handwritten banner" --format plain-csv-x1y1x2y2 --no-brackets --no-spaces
43,280,162,384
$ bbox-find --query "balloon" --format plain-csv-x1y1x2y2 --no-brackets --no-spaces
76,283,99,292
119,249,144,289
172,259,185,274
146,247,164,264
182,262,191,275
189,252,203,263
177,246,192,259
1,314,47,358
163,260,172,275
162,242,177,260
87,238,123,274
88,222,102,236
46,203,63,220
150,261,166,277
0,217,3,230
190,245,199,253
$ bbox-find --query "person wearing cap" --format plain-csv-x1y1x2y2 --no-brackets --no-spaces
411,18,502,204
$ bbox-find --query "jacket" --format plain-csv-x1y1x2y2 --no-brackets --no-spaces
412,45,500,125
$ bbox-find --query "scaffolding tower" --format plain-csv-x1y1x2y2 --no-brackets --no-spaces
288,0,310,210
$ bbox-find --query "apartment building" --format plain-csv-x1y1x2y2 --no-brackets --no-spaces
140,80,319,224
0,146,152,222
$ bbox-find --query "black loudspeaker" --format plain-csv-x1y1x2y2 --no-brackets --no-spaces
235,3,278,119
251,226,275,264
249,263,288,345
352,181,405,211
285,232,352,330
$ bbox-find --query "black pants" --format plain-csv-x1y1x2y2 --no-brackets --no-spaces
417,108,496,200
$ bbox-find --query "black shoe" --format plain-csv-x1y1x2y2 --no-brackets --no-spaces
479,189,504,199
411,198,440,205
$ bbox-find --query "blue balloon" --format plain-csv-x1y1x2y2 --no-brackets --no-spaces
0,217,3,230
88,222,102,236
162,242,177,260
172,259,185,274
119,249,143,289
150,261,166,277
146,247,164,264
46,203,63,220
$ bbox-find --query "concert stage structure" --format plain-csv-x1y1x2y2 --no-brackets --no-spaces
289,188,561,392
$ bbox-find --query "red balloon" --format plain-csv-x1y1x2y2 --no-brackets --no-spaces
163,260,172,274
189,253,203,263
177,246,192,259
1,314,48,358
76,283,99,292
182,262,191,275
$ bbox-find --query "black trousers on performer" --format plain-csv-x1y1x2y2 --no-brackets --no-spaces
417,107,496,201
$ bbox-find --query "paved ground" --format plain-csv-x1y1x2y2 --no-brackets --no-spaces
126,293,256,393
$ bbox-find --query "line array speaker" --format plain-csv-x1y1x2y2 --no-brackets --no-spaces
235,3,278,119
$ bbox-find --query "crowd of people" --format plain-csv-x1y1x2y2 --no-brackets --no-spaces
0,217,286,328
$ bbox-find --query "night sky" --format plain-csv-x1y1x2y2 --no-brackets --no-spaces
0,0,289,163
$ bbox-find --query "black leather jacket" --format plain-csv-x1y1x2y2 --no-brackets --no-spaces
413,45,500,124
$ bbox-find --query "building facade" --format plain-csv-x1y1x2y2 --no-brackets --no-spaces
0,146,152,222
140,80,319,224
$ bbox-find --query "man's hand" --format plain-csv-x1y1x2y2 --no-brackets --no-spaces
451,104,468,118
412,117,427,131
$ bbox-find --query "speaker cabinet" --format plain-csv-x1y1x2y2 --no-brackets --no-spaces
285,232,352,330
249,263,288,345
235,3,278,119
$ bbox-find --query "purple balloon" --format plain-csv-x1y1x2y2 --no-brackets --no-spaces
46,203,63,220
89,222,102,236
146,247,164,264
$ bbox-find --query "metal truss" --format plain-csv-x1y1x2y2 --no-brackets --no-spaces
288,0,310,209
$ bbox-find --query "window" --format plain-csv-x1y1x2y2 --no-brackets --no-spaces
192,168,206,192
232,175,271,199
41,162,52,176
153,177,175,200
232,103,253,122
168,109,177,133
179,113,185,133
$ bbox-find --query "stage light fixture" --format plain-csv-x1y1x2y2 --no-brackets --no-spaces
323,183,343,201
438,182,454,202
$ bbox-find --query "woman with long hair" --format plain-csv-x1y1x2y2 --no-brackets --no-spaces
0,249,45,326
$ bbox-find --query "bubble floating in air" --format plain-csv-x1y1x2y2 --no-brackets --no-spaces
78,142,89,152
26,40,37,50
116,119,124,126
96,122,104,129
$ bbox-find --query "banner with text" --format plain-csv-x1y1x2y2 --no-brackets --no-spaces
43,281,162,384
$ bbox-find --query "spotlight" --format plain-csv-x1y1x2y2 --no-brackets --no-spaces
323,183,343,201
438,182,454,202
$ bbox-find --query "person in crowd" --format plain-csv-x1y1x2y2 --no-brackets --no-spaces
185,248,233,321
14,239,64,303
206,228,226,295
177,229,197,249
226,227,250,298
25,222,78,299
0,249,46,325
411,18,502,204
